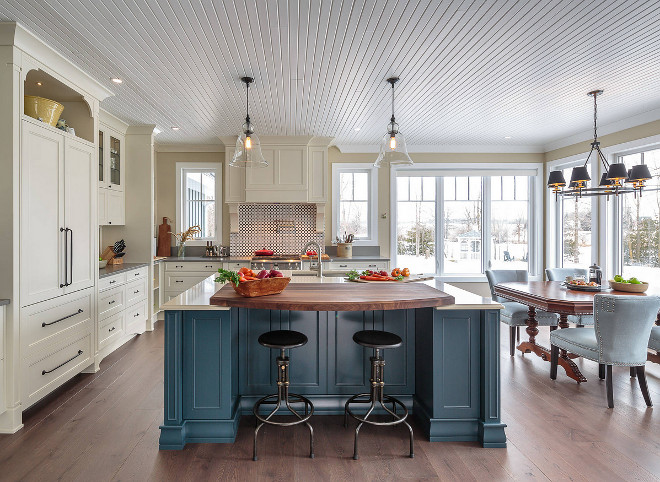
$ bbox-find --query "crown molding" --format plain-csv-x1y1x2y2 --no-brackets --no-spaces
155,143,224,153
335,143,545,154
99,109,129,134
543,106,660,152
126,125,157,136
1,22,113,101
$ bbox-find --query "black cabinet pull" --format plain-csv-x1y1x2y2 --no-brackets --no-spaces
60,227,67,288
108,300,116,305
175,265,183,268
133,290,140,294
175,280,183,283
42,308,83,327
108,326,116,332
67,228,73,286
109,280,116,284
42,350,83,375
134,312,140,317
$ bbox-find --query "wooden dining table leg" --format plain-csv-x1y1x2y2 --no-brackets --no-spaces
517,308,588,383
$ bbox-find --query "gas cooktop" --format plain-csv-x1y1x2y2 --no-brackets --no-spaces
251,254,302,261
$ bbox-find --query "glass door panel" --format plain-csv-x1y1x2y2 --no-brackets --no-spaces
110,136,121,186
98,130,104,182
396,176,436,274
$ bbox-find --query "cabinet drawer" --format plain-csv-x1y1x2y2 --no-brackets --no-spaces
126,277,147,306
126,266,148,281
327,261,388,272
166,274,208,291
99,272,127,291
98,285,124,320
24,326,92,406
21,290,92,349
98,313,123,348
224,262,244,271
125,299,148,327
165,262,222,272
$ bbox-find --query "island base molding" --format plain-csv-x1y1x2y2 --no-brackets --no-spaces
159,307,506,450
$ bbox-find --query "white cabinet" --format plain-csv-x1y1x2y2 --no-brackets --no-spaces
224,138,331,203
98,187,124,225
20,119,95,307
245,146,308,202
64,139,96,293
96,266,149,359
98,123,125,226
163,262,220,300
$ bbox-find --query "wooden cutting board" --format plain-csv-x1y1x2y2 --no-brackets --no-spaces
301,254,331,260
348,275,435,283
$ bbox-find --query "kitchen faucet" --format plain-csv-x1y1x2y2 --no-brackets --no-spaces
302,241,323,278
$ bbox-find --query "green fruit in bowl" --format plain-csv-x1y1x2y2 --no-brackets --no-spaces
628,277,641,284
613,274,623,282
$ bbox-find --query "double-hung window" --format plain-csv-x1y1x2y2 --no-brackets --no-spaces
393,165,541,279
615,147,660,280
332,164,378,245
175,162,222,244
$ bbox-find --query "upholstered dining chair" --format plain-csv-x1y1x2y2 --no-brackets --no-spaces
550,294,660,408
545,268,594,326
649,326,660,356
485,270,558,356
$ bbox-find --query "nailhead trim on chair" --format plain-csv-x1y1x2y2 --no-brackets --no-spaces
591,296,646,366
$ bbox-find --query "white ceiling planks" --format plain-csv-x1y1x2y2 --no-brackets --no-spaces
2,0,660,149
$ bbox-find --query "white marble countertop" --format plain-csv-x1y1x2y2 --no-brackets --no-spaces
162,275,503,311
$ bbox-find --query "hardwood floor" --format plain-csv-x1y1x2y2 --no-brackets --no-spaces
1,323,659,481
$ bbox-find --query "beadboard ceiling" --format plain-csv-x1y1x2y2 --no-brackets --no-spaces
3,0,660,150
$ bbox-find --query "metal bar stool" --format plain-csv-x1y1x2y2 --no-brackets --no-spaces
344,330,414,460
253,329,314,461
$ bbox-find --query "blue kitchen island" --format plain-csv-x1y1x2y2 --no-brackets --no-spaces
158,276,506,449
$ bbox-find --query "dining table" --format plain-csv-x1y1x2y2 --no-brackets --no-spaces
493,281,660,382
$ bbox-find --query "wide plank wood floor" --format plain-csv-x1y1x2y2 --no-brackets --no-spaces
1,322,659,481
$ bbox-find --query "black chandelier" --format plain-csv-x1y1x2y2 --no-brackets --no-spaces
547,90,654,200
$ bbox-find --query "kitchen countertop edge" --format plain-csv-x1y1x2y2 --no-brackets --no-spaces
99,262,150,278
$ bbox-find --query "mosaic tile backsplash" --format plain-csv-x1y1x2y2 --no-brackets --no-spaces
231,204,324,256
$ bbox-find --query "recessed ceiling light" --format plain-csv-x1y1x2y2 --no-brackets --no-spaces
111,78,123,84
36,82,42,86
171,126,180,131
354,127,360,132
504,136,512,139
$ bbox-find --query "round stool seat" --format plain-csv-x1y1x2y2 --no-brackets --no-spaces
352,330,402,349
258,330,308,349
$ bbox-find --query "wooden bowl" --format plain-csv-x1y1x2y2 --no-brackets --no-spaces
231,277,291,297
608,280,649,293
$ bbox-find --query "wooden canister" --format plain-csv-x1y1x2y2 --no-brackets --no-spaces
336,243,352,258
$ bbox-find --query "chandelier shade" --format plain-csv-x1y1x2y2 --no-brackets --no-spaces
606,162,628,181
629,164,652,182
547,170,566,187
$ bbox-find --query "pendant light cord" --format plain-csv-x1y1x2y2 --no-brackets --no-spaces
593,92,598,142
245,80,250,124
391,81,396,123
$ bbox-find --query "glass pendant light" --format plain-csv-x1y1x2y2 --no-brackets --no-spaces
374,77,413,168
230,76,268,168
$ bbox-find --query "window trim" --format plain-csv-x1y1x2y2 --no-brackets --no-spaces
390,162,543,281
175,162,223,246
332,163,378,246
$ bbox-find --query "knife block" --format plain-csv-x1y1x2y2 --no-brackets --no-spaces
101,246,124,265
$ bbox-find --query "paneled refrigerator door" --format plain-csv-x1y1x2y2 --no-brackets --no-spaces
64,138,96,293
20,120,66,306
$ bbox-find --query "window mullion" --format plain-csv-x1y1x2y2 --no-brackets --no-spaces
482,177,492,273
436,177,443,276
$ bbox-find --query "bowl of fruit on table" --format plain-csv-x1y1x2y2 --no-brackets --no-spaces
215,267,290,297
565,279,601,291
609,275,649,293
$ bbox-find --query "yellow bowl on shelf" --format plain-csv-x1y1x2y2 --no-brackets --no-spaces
24,95,64,126
608,280,649,293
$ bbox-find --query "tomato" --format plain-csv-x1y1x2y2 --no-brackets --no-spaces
402,268,410,277
391,268,401,277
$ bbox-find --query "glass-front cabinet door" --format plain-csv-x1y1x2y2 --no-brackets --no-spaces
109,135,121,189
98,130,104,182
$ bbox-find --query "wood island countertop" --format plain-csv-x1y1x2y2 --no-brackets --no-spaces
163,275,503,312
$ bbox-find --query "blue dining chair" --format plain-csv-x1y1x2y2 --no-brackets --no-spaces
485,270,558,356
550,294,660,408
649,326,660,354
545,268,594,326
